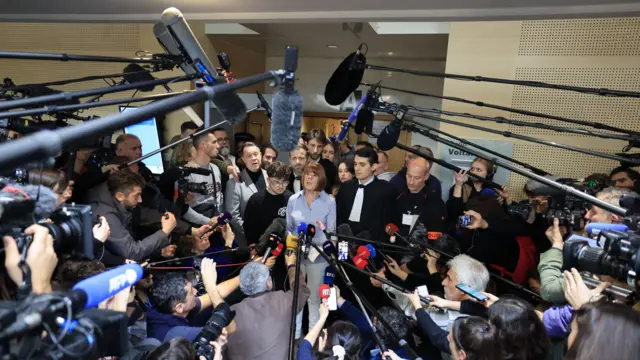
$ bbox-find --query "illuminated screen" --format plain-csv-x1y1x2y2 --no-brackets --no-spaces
120,106,165,175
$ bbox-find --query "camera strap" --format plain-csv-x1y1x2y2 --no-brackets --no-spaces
208,164,220,215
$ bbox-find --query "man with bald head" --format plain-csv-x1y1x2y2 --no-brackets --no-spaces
391,157,447,245
389,145,442,198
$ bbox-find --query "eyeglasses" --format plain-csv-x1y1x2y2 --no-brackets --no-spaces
270,179,289,187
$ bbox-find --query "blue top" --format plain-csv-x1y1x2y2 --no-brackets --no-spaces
286,190,336,251
146,297,202,341
297,339,314,360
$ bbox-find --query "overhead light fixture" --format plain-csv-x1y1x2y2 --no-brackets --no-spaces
387,52,394,56
327,45,339,48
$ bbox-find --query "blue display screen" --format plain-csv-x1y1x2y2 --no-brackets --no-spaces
121,106,165,174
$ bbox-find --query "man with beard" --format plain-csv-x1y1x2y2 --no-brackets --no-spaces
261,143,278,168
213,127,236,167
186,132,224,217
225,142,268,247
288,144,309,193
86,171,177,261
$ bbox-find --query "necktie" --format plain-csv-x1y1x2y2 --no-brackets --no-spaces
349,183,366,222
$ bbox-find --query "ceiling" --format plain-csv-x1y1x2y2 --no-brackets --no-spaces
212,23,449,60
2,0,640,22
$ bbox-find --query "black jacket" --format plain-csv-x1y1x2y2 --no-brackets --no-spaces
85,182,169,262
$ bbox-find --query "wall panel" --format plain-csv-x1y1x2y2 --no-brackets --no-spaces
441,19,640,200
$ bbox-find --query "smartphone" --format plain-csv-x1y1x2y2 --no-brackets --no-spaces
457,215,472,227
417,285,429,298
338,241,349,261
456,283,488,302
328,287,338,311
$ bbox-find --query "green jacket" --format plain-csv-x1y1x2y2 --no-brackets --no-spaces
538,247,565,304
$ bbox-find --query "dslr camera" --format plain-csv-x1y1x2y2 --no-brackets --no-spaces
193,302,236,360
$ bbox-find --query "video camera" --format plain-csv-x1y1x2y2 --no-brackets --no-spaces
193,302,236,360
174,166,214,202
0,292,129,360
564,229,640,289
0,182,94,259
508,178,598,231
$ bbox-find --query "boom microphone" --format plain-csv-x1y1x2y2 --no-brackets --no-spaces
72,263,144,309
324,48,366,106
157,7,247,124
178,166,212,176
377,105,407,151
271,45,303,152
257,218,286,250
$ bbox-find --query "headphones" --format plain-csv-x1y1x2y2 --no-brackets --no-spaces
473,157,498,181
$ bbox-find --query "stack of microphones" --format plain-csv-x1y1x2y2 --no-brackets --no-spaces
319,266,338,310
260,232,285,264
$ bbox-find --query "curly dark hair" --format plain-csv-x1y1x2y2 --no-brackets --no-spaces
151,272,188,314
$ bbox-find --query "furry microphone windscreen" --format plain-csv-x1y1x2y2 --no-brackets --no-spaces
271,89,303,153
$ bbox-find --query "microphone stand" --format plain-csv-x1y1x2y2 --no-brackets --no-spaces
364,82,640,137
0,70,285,170
0,74,199,112
308,242,423,360
396,121,630,217
0,51,176,68
364,64,640,98
122,103,262,169
0,91,193,120
367,132,502,189
288,229,306,360
406,105,639,143
401,109,640,166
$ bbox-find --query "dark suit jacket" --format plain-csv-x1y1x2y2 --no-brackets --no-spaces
336,177,396,241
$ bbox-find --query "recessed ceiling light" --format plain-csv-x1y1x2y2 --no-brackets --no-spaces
327,45,339,48
387,52,394,56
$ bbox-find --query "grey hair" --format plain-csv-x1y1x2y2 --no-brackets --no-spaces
240,262,270,296
597,187,633,218
447,254,489,292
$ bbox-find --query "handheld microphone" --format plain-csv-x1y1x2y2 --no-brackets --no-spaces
586,222,629,236
271,243,285,258
385,223,419,250
352,254,369,270
262,233,282,262
72,263,144,309
297,222,308,237
357,245,378,272
337,93,369,141
306,224,317,239
319,284,331,300
323,240,338,260
286,234,299,255
158,7,247,124
367,243,393,263
257,218,286,250
377,105,407,151
337,223,354,237
324,266,336,285
256,91,272,120
271,45,303,152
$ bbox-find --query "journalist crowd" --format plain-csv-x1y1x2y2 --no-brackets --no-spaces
2,122,640,360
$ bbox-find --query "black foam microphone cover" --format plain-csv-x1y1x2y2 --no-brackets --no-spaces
324,52,366,106
123,63,156,92
376,120,402,151
355,108,374,135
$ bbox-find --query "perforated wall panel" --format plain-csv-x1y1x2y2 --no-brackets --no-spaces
509,67,640,137
519,18,640,56
0,23,141,53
